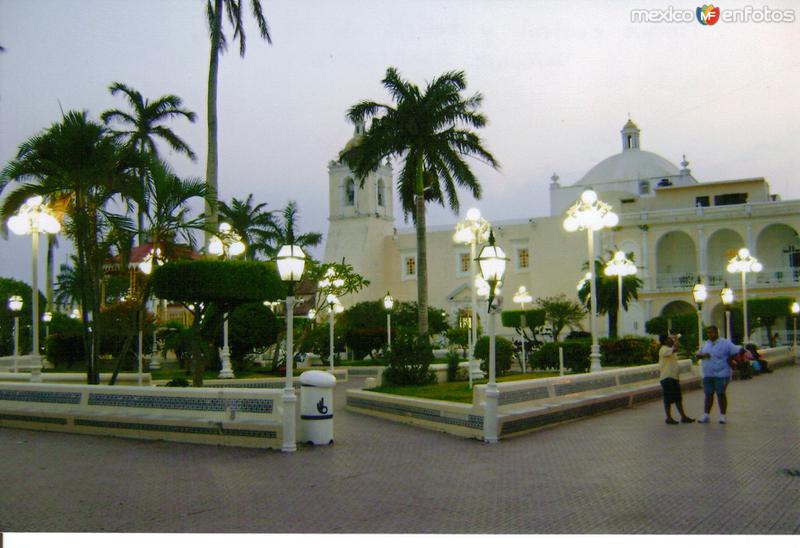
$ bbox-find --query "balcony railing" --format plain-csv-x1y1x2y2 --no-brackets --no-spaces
655,268,800,290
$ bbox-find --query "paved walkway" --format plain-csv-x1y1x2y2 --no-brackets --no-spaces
1,366,798,534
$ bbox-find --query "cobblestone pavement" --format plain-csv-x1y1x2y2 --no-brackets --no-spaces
1,366,798,534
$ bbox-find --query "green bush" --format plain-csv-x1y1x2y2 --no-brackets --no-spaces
97,301,154,368
446,349,465,382
45,332,85,368
500,309,546,330
532,341,591,373
300,323,345,365
338,301,387,359
474,335,515,376
600,336,659,366
645,313,701,354
165,376,190,387
229,302,280,363
382,333,436,386
160,321,193,368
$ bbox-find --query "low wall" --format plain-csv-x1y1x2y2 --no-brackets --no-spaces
0,382,284,449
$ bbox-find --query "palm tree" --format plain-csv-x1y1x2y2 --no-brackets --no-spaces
204,0,271,247
101,82,197,244
0,110,139,384
340,67,499,336
218,193,276,260
259,200,322,258
577,256,643,338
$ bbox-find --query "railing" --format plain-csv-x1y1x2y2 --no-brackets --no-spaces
655,272,696,290
656,268,800,290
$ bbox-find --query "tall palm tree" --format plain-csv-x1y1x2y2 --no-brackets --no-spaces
218,193,276,260
0,110,139,384
340,67,499,336
205,0,271,248
101,82,197,243
259,200,322,258
578,256,643,338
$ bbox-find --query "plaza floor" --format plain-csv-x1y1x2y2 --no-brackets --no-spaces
1,365,798,534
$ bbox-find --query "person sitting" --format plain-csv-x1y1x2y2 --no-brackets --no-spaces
745,343,772,374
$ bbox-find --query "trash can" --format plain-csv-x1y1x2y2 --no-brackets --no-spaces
299,370,337,445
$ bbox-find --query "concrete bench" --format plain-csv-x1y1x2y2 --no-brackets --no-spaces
0,382,284,449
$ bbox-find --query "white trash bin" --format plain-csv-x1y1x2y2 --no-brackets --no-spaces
299,370,336,445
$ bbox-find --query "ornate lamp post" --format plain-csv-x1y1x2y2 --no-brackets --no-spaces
139,249,165,372
383,292,394,352
476,229,508,444
209,223,246,378
512,286,533,374
720,282,734,340
276,233,307,452
8,296,23,374
7,195,61,379
454,208,491,386
691,277,707,350
563,189,619,371
324,294,344,373
604,251,638,336
42,311,52,340
790,300,799,357
726,248,761,344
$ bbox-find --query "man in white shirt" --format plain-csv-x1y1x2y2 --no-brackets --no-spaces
694,325,742,424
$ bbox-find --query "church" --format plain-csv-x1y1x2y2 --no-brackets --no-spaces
323,120,800,340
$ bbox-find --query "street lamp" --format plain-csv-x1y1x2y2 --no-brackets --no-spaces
383,292,394,352
454,208,490,387
720,282,734,340
563,189,619,371
7,195,61,379
604,251,638,337
209,223,246,379
324,294,344,373
276,233,307,452
790,300,799,357
512,286,533,374
8,296,23,373
727,248,762,344
691,277,707,350
42,311,52,341
476,229,508,444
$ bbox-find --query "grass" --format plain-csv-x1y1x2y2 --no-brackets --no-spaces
367,371,558,403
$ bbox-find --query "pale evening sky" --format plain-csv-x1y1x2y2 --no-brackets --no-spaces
1,0,799,288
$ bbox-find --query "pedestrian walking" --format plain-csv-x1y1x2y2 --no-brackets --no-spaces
694,325,742,424
658,334,694,424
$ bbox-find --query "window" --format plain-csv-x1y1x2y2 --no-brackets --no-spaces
458,252,470,274
345,178,355,206
714,193,747,206
377,179,385,207
695,196,709,207
403,256,416,278
517,247,530,270
638,180,650,195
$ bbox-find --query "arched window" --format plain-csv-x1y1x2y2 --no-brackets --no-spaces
345,178,355,206
377,179,386,207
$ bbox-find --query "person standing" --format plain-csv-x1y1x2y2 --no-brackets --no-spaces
694,325,742,424
659,333,694,424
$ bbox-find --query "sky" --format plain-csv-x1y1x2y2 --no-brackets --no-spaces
1,0,799,288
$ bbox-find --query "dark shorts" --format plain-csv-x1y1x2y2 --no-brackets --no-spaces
703,376,729,396
660,378,682,404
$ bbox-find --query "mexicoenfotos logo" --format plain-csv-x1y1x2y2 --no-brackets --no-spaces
696,4,721,25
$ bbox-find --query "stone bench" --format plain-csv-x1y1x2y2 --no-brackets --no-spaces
0,382,284,449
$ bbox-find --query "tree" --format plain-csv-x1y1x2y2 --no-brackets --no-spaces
340,67,499,337
101,82,197,243
218,193,276,260
258,201,322,258
0,111,139,384
577,257,642,338
748,297,795,346
204,0,271,246
535,294,587,341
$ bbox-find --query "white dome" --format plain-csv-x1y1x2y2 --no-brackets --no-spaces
576,148,679,186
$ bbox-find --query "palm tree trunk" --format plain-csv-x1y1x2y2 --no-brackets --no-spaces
46,234,54,312
414,154,429,338
204,0,223,250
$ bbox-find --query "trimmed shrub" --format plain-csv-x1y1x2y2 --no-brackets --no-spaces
474,335,515,376
601,336,659,366
500,309,546,330
45,332,85,368
382,333,436,386
300,323,345,365
229,302,280,363
531,341,591,373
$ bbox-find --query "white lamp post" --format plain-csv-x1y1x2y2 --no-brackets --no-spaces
7,195,61,380
790,300,798,357
476,229,508,444
727,248,761,344
720,282,734,340
691,277,707,351
42,311,52,341
454,208,490,387
324,294,344,373
563,189,619,372
604,251,638,337
383,292,394,351
276,234,307,453
512,286,533,374
8,296,23,374
209,223,246,379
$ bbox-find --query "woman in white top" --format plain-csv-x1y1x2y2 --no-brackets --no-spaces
658,334,694,425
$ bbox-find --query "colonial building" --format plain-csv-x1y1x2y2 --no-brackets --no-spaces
324,120,800,341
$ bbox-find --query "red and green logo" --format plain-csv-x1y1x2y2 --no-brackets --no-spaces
697,4,721,25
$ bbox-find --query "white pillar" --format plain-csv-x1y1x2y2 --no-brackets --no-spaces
588,229,601,372
13,316,19,374
469,238,480,385
29,229,42,381
641,229,651,291
483,307,499,443
219,317,234,378
329,308,335,373
386,313,392,351
697,226,707,281
742,271,749,344
282,294,297,452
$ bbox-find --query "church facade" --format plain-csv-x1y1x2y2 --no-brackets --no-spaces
324,120,800,341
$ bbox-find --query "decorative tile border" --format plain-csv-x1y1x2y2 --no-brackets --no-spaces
501,395,631,436
0,389,82,405
0,413,67,425
618,370,659,385
87,393,274,414
74,418,276,438
553,377,616,396
499,385,551,406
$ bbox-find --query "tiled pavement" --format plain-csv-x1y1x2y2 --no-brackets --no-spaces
1,366,798,534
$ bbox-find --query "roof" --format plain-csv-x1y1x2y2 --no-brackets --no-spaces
575,149,680,186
